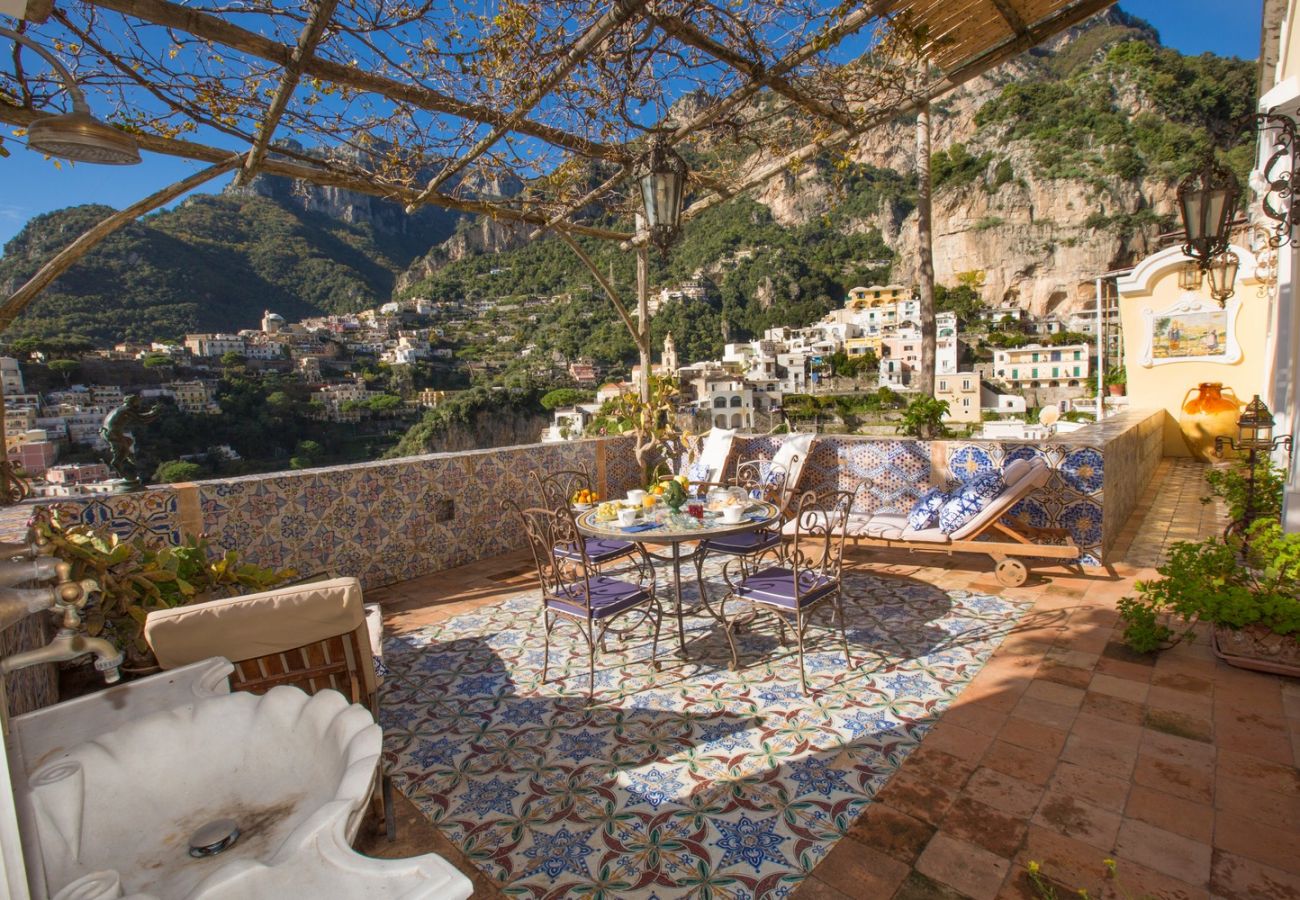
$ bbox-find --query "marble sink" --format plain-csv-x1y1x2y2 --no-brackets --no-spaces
7,658,470,900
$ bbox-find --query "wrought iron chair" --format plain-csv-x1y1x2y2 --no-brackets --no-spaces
530,466,642,571
692,433,816,606
717,489,855,694
508,502,662,701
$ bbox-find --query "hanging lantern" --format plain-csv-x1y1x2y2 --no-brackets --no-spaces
1206,251,1240,305
1236,395,1276,452
634,138,688,255
1178,156,1241,266
1177,262,1203,291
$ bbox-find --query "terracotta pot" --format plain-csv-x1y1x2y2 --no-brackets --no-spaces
1107,383,1125,397
1178,383,1241,462
1212,623,1300,677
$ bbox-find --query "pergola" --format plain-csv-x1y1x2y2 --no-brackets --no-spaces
0,0,1114,493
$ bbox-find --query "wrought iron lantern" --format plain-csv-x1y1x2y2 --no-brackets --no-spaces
634,138,688,255
1178,156,1240,267
1177,261,1203,291
1206,251,1240,305
1214,394,1294,542
1236,395,1277,452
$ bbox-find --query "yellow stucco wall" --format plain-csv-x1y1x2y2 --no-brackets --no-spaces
1116,245,1269,456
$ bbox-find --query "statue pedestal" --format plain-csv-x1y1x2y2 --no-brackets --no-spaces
105,479,134,494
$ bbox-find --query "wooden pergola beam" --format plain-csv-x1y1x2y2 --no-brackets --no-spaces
0,103,632,242
409,0,651,209
237,0,339,185
81,0,629,164
651,12,862,134
986,0,1030,36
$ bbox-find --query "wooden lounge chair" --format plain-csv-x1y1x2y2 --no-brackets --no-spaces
799,458,1080,587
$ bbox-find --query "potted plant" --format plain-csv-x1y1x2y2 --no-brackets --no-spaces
1117,521,1300,673
1104,366,1127,396
32,509,296,672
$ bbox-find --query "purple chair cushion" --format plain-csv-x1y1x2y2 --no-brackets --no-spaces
735,566,837,609
702,529,782,556
547,575,651,619
554,538,636,564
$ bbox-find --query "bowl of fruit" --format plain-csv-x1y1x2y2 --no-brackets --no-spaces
571,489,599,510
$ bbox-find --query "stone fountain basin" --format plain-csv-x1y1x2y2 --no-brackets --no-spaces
24,678,383,899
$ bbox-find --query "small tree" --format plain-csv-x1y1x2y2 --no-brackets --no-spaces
897,396,952,439
540,387,594,410
48,359,80,385
219,350,246,368
154,460,205,483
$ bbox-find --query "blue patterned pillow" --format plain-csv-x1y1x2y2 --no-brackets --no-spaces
938,470,1005,534
687,461,712,483
907,487,948,531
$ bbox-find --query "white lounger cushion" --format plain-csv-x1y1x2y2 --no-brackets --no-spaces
821,458,1052,545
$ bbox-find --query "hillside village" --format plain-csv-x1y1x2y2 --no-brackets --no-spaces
3,263,1122,497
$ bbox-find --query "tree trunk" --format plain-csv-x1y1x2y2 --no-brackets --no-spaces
636,244,652,404
916,100,937,401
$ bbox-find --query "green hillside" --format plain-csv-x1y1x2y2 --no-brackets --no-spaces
0,193,455,344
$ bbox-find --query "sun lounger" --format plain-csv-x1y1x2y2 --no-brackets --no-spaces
784,457,1079,586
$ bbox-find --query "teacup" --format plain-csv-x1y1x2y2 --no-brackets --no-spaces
617,507,639,526
719,506,744,524
626,489,647,505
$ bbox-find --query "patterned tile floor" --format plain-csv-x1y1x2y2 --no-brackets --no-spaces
358,458,1300,900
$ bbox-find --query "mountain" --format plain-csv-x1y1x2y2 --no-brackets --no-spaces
394,7,1256,356
0,177,461,345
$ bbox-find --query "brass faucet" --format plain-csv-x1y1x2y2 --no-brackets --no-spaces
0,560,121,684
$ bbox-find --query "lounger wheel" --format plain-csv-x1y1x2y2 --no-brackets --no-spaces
995,557,1029,587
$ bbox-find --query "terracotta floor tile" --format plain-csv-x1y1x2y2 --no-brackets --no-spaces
844,801,935,865
1023,679,1087,709
1081,691,1147,726
940,702,1009,737
811,838,911,899
1095,656,1157,683
1148,685,1214,720
1214,748,1300,793
1047,761,1130,812
1115,818,1212,886
1035,659,1093,690
902,745,977,792
1071,712,1144,750
789,875,853,899
893,870,974,900
1124,784,1213,844
1104,857,1211,900
981,740,1058,787
1214,717,1296,765
942,795,1028,859
1011,695,1079,731
1032,786,1122,850
1060,732,1138,776
1133,755,1214,804
1213,810,1300,876
1210,849,1300,900
1213,775,1300,829
922,721,996,764
1016,825,1117,892
1046,648,1100,670
916,832,1012,900
963,766,1044,818
1151,670,1214,696
1144,708,1214,744
1089,672,1151,703
875,769,959,827
997,716,1068,756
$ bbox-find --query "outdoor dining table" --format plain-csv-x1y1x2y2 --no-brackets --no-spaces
576,500,782,657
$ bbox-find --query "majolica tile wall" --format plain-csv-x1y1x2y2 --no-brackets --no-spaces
13,411,1165,600
707,409,1167,565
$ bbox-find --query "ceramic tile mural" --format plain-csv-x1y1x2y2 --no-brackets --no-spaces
381,562,1031,898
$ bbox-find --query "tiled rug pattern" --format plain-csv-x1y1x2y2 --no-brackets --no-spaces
379,565,1030,898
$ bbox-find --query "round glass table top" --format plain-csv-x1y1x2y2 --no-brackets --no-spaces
575,500,781,543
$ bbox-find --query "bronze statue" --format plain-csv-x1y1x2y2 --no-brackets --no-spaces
101,396,160,490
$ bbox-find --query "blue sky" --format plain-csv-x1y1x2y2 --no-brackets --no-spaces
0,1,1267,250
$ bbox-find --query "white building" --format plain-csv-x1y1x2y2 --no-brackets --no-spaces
185,334,247,358
992,343,1091,389
1,357,24,396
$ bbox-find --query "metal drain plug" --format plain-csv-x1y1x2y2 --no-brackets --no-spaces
188,818,240,858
